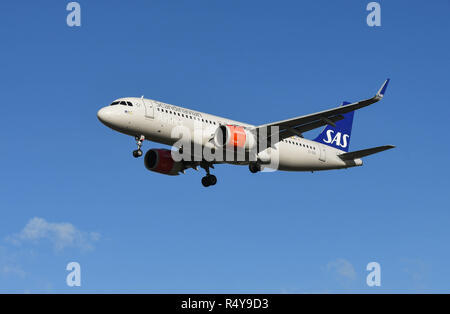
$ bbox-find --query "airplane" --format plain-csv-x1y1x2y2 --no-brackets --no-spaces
97,79,394,187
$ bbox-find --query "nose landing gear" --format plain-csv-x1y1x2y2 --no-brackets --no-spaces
200,162,217,187
133,135,145,158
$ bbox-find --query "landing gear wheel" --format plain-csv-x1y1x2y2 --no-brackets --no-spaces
200,162,217,187
249,163,261,173
133,135,145,158
201,176,211,187
201,175,217,187
133,149,143,158
208,175,217,186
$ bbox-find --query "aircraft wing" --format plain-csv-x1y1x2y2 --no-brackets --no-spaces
253,79,390,142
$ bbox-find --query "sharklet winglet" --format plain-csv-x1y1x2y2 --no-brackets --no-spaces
376,78,390,99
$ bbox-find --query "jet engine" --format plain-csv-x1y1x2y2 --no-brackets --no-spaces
213,125,256,151
144,149,183,176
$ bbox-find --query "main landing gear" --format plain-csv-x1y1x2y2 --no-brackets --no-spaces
200,163,217,187
249,162,261,173
133,135,145,158
201,175,217,187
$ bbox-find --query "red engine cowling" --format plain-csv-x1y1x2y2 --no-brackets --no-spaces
144,149,183,176
213,125,256,150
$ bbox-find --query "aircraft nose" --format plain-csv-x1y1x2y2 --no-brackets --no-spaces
97,107,112,124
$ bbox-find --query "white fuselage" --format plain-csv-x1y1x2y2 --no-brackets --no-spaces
97,97,362,171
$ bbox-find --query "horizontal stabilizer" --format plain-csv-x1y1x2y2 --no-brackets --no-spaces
338,145,395,160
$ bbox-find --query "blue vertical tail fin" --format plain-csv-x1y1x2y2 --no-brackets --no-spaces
313,102,354,152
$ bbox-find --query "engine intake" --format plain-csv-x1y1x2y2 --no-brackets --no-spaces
214,125,256,151
144,149,183,176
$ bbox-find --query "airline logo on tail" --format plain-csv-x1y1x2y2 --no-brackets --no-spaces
322,130,350,149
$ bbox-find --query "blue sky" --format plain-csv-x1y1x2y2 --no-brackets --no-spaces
0,0,449,293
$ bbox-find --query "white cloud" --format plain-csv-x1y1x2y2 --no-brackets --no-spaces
7,217,100,251
1,265,26,278
326,258,357,281
401,258,428,290
0,245,26,278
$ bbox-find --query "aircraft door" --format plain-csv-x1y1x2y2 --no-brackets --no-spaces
319,145,326,162
143,99,154,119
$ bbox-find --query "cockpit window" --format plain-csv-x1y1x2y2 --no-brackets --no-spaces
110,101,133,106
